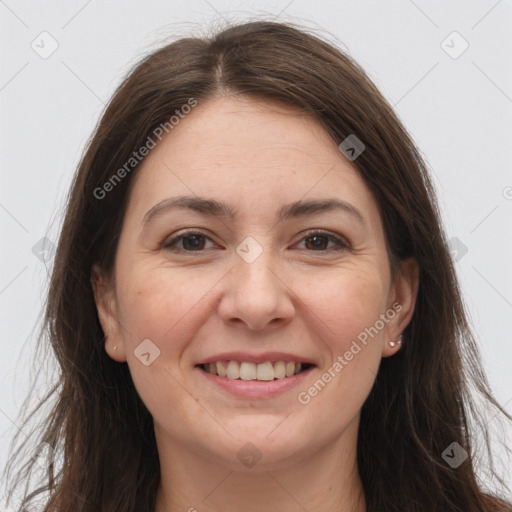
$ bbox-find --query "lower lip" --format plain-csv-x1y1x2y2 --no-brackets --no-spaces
196,366,315,399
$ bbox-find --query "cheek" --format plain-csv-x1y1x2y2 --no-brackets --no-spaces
114,268,221,437
117,266,219,347
300,265,388,349
295,266,387,404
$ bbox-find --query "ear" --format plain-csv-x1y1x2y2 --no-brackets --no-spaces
90,263,126,361
382,256,419,357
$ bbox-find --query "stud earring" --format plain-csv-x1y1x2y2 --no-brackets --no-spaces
114,345,118,351
389,334,403,348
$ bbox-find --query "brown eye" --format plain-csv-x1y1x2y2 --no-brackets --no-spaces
304,234,329,250
163,232,214,252
297,231,348,252
180,235,206,251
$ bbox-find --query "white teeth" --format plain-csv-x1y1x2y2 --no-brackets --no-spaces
256,362,275,381
226,360,240,379
202,360,309,380
239,362,257,380
273,361,286,379
216,361,227,377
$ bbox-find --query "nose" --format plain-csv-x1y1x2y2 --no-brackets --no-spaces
217,249,296,331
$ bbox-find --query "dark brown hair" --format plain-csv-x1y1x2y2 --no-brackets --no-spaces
3,19,511,512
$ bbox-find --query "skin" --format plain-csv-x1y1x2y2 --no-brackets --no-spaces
92,94,419,512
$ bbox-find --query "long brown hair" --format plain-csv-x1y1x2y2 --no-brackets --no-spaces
3,19,511,512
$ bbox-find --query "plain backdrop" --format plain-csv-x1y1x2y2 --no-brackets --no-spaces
1,0,511,502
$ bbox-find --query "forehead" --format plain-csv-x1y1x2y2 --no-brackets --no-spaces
124,94,380,230
162,95,340,165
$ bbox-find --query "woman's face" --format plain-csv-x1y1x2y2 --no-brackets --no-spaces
93,94,418,471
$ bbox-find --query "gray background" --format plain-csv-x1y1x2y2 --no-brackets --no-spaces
1,0,511,501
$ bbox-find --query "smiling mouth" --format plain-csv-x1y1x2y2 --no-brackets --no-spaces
197,360,315,381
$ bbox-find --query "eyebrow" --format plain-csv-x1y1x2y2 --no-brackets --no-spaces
142,195,366,227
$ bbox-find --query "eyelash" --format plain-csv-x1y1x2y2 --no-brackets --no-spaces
162,229,350,254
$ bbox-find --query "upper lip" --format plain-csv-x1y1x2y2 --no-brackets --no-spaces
196,351,316,366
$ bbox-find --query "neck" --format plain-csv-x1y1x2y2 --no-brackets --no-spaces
154,416,367,512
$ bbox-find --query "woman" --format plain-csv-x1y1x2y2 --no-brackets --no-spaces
3,20,511,512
